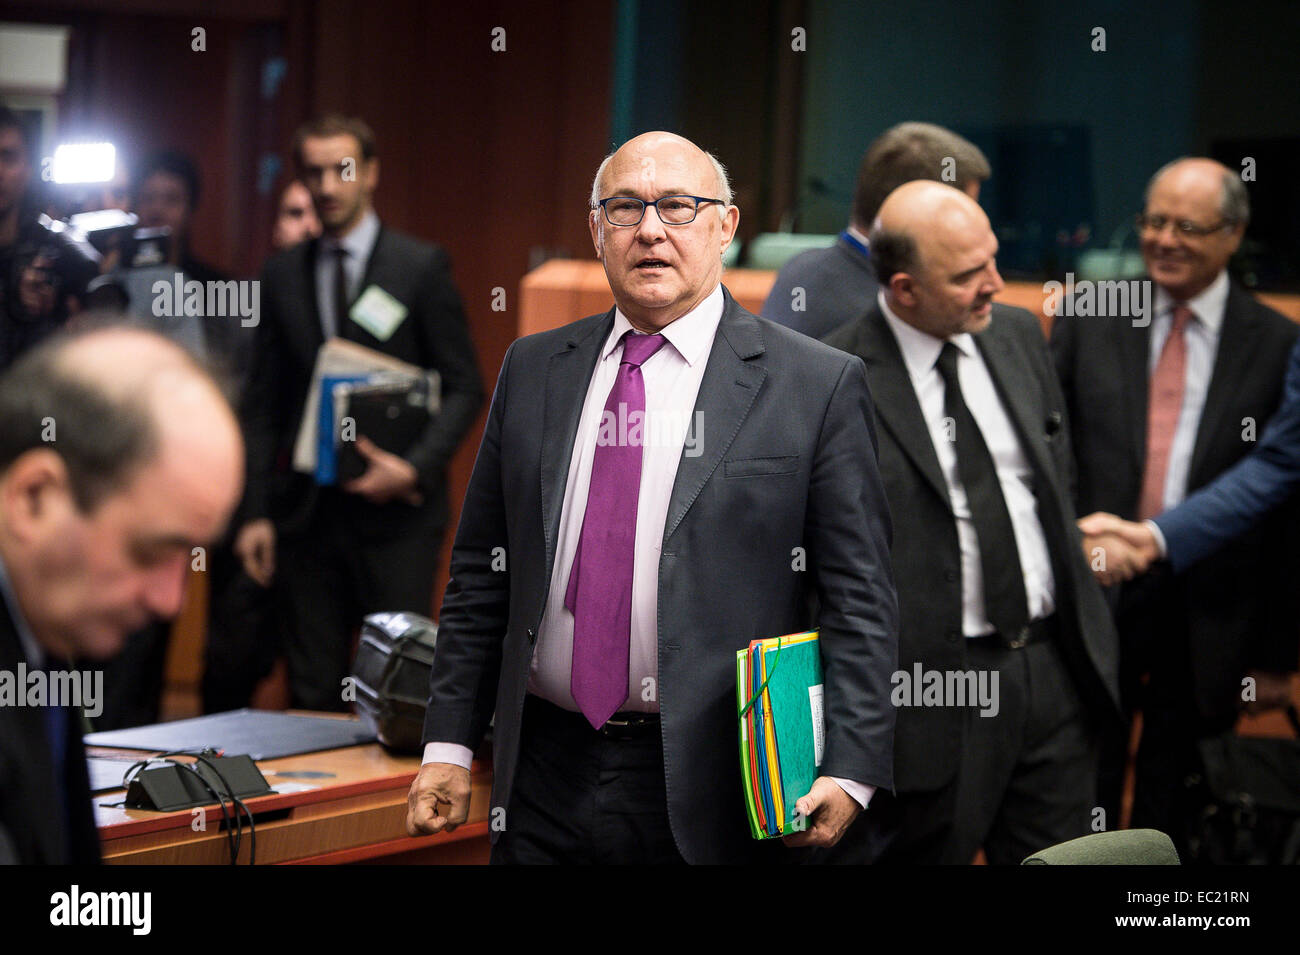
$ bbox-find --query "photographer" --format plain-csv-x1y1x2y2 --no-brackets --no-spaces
0,108,98,371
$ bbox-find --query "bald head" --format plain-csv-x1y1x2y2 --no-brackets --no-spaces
0,326,243,659
1140,157,1248,301
870,180,1004,338
590,132,732,211
588,131,740,332
2,325,241,512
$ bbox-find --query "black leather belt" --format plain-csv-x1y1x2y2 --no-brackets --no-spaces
967,613,1058,650
525,694,661,739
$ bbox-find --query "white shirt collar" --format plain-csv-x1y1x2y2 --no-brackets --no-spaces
878,290,978,382
606,284,725,367
1154,269,1229,332
324,208,380,261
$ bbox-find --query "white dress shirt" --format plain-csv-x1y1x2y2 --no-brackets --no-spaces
1148,270,1228,511
313,208,380,339
879,293,1056,636
425,284,874,809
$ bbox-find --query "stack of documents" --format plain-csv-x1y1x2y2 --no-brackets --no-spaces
292,338,440,485
735,630,824,839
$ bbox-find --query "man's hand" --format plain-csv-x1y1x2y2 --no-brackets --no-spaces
234,518,276,587
782,776,861,849
406,762,471,836
1241,670,1295,715
1078,511,1160,586
342,436,423,506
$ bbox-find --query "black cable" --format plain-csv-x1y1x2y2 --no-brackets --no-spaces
120,748,258,864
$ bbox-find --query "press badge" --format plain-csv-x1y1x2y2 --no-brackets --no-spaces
349,285,408,341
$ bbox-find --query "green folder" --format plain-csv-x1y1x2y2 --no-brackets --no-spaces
736,631,824,838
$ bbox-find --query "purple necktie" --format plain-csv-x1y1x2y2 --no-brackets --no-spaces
565,330,667,728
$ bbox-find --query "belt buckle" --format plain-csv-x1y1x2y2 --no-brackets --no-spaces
1007,626,1030,650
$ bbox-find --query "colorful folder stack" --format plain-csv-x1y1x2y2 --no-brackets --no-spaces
735,630,824,839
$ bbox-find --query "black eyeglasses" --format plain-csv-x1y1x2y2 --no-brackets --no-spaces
597,195,727,226
1135,213,1232,237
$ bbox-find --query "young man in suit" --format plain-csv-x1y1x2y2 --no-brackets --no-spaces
0,327,243,863
407,132,898,864
1051,158,1300,852
823,181,1121,864
236,114,483,711
761,122,990,340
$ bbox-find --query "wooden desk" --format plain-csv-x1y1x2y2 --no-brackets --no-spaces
93,743,493,865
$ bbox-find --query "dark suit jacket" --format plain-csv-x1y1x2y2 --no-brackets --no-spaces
1155,335,1300,572
1051,279,1300,719
422,288,899,864
242,226,483,537
824,302,1121,793
0,592,100,864
760,235,880,340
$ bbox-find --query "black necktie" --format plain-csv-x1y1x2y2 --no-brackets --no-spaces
332,245,350,339
935,342,1030,637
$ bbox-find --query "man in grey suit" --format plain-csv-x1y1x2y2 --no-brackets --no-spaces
407,132,898,864
824,181,1120,864
762,122,990,339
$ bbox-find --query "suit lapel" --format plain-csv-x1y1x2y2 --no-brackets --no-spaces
1188,284,1258,484
975,320,1059,496
855,306,951,510
297,238,326,353
540,312,614,579
662,293,767,543
0,599,65,862
1118,312,1150,472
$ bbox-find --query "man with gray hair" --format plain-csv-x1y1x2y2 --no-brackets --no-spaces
764,121,991,339
407,131,898,863
0,326,244,863
1051,157,1299,853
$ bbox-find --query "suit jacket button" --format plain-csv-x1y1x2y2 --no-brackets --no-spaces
947,630,960,643
944,571,957,582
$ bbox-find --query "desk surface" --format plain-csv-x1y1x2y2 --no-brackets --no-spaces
93,727,493,865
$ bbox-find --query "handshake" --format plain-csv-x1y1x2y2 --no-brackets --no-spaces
1077,512,1162,587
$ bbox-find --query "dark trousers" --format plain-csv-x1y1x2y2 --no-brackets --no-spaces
1100,574,1230,856
277,490,443,711
870,635,1099,865
491,695,686,865
202,540,279,713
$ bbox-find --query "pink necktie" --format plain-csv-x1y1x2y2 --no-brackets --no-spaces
565,331,666,728
1139,304,1193,520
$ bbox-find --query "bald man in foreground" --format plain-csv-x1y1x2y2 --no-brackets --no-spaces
824,182,1120,864
1051,158,1299,853
407,132,898,864
0,327,243,863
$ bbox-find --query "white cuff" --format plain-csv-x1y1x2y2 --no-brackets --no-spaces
829,776,875,810
1143,519,1168,559
421,742,475,769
